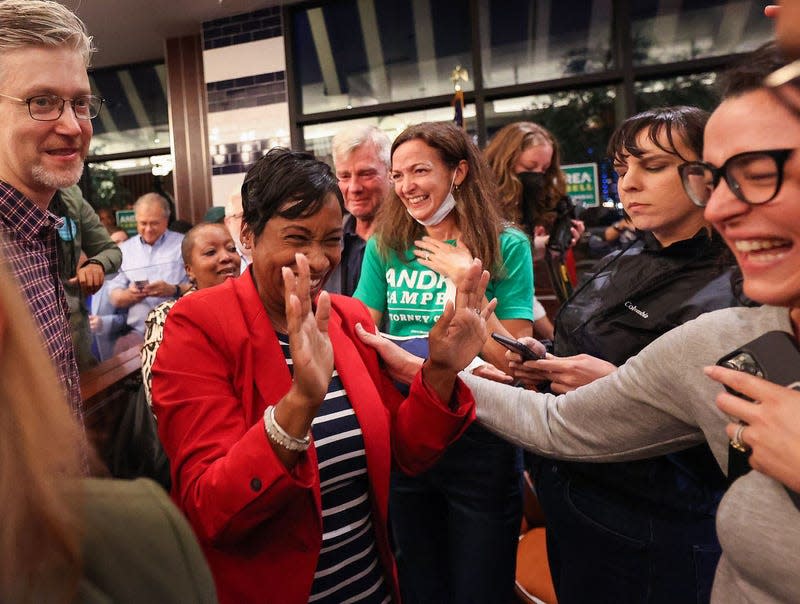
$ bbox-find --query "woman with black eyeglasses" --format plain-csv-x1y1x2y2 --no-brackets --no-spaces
462,44,800,604
360,44,800,603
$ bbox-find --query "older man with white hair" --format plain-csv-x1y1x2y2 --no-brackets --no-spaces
324,125,392,296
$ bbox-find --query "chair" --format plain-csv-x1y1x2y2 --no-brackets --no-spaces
515,472,557,604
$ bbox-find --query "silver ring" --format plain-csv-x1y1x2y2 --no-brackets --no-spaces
474,307,481,315
424,251,430,261
731,422,749,452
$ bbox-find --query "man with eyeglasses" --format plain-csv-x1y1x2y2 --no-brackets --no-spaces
0,0,102,418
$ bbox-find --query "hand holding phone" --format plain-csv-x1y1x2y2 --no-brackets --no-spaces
717,331,800,399
491,332,544,362
715,330,800,481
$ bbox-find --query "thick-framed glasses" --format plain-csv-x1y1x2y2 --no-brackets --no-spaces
0,93,104,121
678,149,796,207
765,58,800,120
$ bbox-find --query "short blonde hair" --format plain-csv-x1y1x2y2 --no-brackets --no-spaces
484,121,566,230
0,0,94,67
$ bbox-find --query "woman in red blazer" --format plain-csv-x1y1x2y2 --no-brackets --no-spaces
151,148,495,604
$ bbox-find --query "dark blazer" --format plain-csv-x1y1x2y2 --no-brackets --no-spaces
77,478,217,603
151,269,475,604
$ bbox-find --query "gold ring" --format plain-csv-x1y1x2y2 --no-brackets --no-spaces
730,422,749,452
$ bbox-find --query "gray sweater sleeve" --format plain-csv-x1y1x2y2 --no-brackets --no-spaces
464,324,703,462
465,305,793,467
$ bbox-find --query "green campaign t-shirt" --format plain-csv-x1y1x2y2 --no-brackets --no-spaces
354,227,534,337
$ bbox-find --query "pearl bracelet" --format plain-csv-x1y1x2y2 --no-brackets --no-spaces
263,405,311,452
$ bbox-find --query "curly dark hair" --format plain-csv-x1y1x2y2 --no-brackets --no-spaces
240,148,344,238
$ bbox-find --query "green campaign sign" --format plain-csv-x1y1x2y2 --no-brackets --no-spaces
563,162,599,208
116,210,137,235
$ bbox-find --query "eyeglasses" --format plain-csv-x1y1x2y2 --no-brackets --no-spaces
678,149,796,207
765,58,800,120
0,93,104,121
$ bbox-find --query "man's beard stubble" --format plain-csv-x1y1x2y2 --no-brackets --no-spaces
31,161,85,190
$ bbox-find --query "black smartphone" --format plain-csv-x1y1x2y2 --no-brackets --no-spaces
716,330,800,481
716,330,800,400
491,332,543,361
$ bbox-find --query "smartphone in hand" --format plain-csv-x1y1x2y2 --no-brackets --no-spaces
717,330,800,400
491,332,543,361
717,330,800,481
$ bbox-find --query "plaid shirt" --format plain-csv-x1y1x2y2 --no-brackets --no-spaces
0,180,82,418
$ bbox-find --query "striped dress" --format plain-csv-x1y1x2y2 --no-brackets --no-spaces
278,334,391,603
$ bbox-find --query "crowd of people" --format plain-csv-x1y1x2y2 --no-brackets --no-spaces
1,0,799,603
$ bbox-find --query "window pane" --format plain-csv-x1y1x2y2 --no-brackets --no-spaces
631,0,773,66
303,105,477,166
292,0,473,115
481,0,613,88
486,88,616,164
89,63,171,156
484,88,618,209
634,73,720,113
85,156,174,210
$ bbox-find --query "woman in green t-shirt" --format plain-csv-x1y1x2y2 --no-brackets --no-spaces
354,121,534,603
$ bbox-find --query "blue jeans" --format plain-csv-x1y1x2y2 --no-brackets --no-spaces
389,423,522,604
534,459,722,604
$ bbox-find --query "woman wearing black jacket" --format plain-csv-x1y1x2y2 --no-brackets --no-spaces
512,107,742,604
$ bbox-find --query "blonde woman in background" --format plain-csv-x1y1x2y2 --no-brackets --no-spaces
485,122,568,243
484,122,584,339
354,121,534,603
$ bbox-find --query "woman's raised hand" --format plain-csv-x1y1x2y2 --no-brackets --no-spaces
427,258,496,374
421,258,495,402
414,236,474,286
283,253,334,408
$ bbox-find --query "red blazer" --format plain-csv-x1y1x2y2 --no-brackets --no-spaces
151,270,475,604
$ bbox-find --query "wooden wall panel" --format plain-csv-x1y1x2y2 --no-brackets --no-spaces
165,35,213,225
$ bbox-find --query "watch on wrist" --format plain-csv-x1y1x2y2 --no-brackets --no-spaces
174,284,181,297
